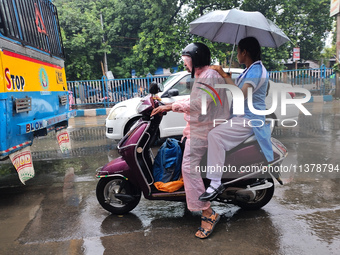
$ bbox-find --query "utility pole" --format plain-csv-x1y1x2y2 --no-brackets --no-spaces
100,13,108,75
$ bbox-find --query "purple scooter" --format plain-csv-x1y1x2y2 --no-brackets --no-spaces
96,83,287,215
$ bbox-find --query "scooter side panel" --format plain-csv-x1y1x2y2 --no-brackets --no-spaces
220,143,267,180
119,122,148,149
226,140,285,169
222,141,285,180
119,121,156,196
226,143,265,168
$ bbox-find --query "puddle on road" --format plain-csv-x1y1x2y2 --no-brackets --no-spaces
299,210,340,244
0,126,115,187
1,102,340,254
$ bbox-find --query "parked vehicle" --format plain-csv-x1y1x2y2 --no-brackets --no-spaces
105,68,299,141
96,84,288,214
0,0,74,183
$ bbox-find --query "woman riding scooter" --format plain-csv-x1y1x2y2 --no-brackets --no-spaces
199,37,274,201
151,42,229,239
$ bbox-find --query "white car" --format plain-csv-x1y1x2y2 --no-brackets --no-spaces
105,68,299,140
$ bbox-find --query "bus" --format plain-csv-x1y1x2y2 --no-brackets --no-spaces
0,0,74,183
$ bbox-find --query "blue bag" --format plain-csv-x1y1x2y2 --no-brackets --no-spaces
153,138,182,183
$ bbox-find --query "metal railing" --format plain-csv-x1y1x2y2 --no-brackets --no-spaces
67,66,335,109
269,65,335,95
67,75,168,108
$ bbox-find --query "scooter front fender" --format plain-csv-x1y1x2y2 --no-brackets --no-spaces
96,157,131,178
96,157,140,190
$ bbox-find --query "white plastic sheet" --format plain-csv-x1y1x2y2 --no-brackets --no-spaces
56,129,71,153
9,146,35,184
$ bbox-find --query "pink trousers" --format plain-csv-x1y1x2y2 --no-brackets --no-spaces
182,138,211,211
207,116,254,180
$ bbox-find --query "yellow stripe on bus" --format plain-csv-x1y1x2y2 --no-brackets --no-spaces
0,50,66,93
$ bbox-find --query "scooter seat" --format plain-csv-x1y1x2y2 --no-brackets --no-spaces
242,135,257,144
242,125,274,145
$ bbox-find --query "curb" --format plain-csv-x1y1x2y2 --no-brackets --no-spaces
75,108,111,117
308,95,333,103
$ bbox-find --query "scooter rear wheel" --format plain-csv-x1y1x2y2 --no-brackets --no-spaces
96,177,141,214
235,178,274,210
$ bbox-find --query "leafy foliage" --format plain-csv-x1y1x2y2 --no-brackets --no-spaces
55,0,104,80
241,0,333,69
55,0,333,80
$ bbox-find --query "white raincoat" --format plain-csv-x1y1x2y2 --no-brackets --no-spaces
172,65,229,211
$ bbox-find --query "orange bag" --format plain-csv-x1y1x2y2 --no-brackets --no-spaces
154,177,184,192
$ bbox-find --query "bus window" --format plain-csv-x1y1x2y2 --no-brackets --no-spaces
0,0,64,58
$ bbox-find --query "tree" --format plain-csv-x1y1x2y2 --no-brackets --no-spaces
321,44,336,66
55,0,333,80
127,0,245,76
278,0,332,66
100,0,148,78
55,0,105,80
242,0,333,70
124,0,190,76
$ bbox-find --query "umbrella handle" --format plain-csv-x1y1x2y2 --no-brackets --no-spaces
229,25,240,72
229,43,236,72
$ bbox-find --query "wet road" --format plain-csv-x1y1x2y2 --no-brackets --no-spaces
1,102,340,255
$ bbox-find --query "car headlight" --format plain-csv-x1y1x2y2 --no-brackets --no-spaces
107,106,127,120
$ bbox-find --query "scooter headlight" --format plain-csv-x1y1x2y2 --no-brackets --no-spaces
107,106,127,120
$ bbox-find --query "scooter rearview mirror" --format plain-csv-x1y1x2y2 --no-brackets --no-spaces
149,82,161,94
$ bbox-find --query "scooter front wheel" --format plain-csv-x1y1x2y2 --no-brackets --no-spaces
96,177,141,214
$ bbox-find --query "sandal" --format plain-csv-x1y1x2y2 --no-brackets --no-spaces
195,210,220,239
